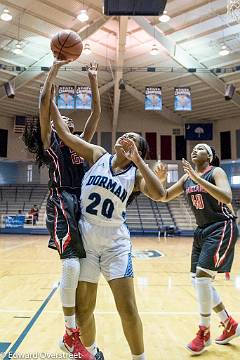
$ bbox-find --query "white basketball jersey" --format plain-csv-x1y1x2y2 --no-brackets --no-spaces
80,153,136,226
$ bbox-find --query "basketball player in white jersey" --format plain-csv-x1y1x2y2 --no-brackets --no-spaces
50,98,166,360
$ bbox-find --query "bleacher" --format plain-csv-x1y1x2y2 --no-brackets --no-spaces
0,184,239,235
126,193,176,236
0,184,49,226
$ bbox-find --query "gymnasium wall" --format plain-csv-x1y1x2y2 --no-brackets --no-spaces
0,112,239,163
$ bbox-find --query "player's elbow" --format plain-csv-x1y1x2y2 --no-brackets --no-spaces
151,190,167,202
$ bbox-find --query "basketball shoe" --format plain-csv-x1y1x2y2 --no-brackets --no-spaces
59,327,95,360
186,325,211,355
215,316,240,345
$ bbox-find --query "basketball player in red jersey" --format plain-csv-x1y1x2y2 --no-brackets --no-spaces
155,144,239,356
23,59,102,360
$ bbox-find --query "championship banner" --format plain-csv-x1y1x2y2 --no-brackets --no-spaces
57,86,75,109
174,87,192,111
145,87,162,111
75,86,92,110
185,123,213,140
5,215,25,228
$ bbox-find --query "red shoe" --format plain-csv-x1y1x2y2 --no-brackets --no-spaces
186,326,211,355
59,327,95,360
215,316,240,345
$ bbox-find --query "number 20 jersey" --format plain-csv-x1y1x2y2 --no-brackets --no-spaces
80,153,136,226
184,166,235,228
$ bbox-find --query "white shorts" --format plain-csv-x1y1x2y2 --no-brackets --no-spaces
78,219,133,283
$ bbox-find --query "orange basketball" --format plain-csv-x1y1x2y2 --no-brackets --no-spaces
50,30,83,61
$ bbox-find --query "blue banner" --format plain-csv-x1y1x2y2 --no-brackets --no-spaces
57,86,75,109
5,215,25,228
75,86,92,110
145,87,162,111
185,123,213,140
174,87,192,111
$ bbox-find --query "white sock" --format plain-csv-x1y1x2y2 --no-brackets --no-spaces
64,315,76,330
132,353,146,360
218,309,229,323
196,277,212,328
86,342,98,356
200,315,211,327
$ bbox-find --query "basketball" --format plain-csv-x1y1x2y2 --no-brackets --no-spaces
50,30,83,61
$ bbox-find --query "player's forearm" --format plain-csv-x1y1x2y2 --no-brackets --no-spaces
41,66,58,103
51,101,71,138
196,177,232,204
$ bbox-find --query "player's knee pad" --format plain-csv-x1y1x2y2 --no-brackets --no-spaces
195,277,212,314
211,285,222,308
60,258,80,307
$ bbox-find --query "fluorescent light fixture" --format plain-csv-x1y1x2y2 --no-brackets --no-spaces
231,175,240,185
77,9,89,22
219,45,230,56
13,43,23,55
1,8,12,22
83,42,91,55
159,10,170,23
150,44,159,56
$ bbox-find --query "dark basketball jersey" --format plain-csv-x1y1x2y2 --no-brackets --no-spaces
44,129,86,195
184,166,235,227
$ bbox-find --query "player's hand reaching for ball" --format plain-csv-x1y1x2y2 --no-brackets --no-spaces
119,138,141,165
87,62,98,80
182,158,199,182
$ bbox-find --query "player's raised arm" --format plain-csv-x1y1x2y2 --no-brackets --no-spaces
154,162,186,202
81,63,101,142
51,100,105,164
40,59,70,149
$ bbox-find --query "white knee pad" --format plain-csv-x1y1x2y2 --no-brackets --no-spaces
60,258,80,307
195,277,212,315
211,285,222,308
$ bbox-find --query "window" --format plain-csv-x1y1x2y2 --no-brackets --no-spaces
27,164,33,183
167,164,178,183
231,176,240,185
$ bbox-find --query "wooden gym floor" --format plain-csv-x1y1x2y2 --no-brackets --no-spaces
0,234,239,360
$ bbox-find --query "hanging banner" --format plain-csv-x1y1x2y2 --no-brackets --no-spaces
57,86,75,109
75,86,92,110
185,123,213,140
174,87,192,111
145,86,162,111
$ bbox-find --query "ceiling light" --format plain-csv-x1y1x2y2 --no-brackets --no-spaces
83,42,91,55
159,10,170,23
13,42,23,55
150,44,159,56
1,9,12,22
219,45,230,56
77,9,89,22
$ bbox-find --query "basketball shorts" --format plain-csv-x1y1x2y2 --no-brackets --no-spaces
78,218,133,283
191,219,238,273
46,189,86,259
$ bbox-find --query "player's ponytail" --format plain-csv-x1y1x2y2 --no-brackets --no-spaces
210,146,220,167
22,118,48,167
